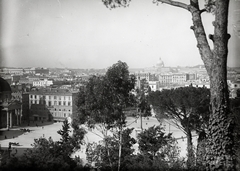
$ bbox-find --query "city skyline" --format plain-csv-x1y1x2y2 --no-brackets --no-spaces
1,0,240,69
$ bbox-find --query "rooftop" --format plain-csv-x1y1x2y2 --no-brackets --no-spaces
29,88,78,95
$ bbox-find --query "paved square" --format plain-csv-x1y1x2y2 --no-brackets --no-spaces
0,117,197,162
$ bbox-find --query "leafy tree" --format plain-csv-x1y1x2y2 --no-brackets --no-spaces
0,120,86,171
101,0,234,170
137,125,173,158
76,61,136,171
86,128,136,170
124,125,183,171
76,61,135,129
57,119,86,157
135,78,152,130
230,92,240,169
148,86,210,168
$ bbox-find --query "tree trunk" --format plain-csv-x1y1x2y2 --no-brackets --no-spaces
206,61,234,171
105,140,114,171
102,129,114,171
118,129,122,171
140,112,143,130
196,131,207,170
153,0,235,169
186,128,195,169
188,0,235,170
105,0,236,170
205,1,235,170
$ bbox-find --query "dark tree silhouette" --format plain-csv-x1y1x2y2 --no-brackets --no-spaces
101,0,234,170
76,61,136,171
148,86,210,168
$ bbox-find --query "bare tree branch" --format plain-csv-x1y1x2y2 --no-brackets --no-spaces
154,0,189,11
154,0,213,75
200,8,207,14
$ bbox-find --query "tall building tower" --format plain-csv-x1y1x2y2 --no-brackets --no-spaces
156,57,165,73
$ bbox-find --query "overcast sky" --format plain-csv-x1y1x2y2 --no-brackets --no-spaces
0,0,239,69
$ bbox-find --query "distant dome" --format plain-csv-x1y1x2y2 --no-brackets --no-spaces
0,77,11,92
156,57,164,68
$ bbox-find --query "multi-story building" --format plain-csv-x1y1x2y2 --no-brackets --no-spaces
23,67,36,74
28,76,42,84
172,73,187,84
158,73,190,87
29,88,78,121
1,68,24,75
12,75,21,83
19,77,29,84
135,73,151,82
32,79,53,87
186,73,197,81
185,82,210,89
0,78,22,129
35,67,49,75
148,81,160,91
158,73,173,86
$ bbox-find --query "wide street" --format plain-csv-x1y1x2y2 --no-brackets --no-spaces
0,116,197,162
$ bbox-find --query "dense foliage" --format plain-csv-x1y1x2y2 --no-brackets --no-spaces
0,120,86,171
86,125,185,171
230,90,240,170
86,128,136,170
101,0,235,170
76,61,136,129
148,86,210,133
148,86,210,168
76,61,136,171
138,125,173,157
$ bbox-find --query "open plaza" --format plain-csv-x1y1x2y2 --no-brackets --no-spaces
0,116,197,163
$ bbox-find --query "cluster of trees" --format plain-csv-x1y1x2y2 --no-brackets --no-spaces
1,60,240,171
75,61,152,171
75,60,226,170
148,86,210,168
85,126,184,171
75,59,240,170
100,0,236,170
0,120,87,171
0,0,238,169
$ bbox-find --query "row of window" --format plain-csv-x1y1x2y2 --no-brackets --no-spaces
54,108,71,112
52,112,71,118
30,100,72,106
31,107,71,112
160,80,186,82
30,95,72,101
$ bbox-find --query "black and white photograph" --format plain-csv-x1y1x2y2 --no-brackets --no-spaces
0,0,240,170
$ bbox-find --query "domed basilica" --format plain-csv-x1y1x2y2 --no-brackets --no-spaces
144,57,170,73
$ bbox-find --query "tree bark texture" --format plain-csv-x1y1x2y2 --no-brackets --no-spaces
186,128,195,169
205,1,235,170
118,129,122,171
189,0,234,170
196,131,207,170
156,0,235,170
103,0,235,170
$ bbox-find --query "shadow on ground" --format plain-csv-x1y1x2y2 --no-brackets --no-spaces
0,130,28,140
0,121,55,140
